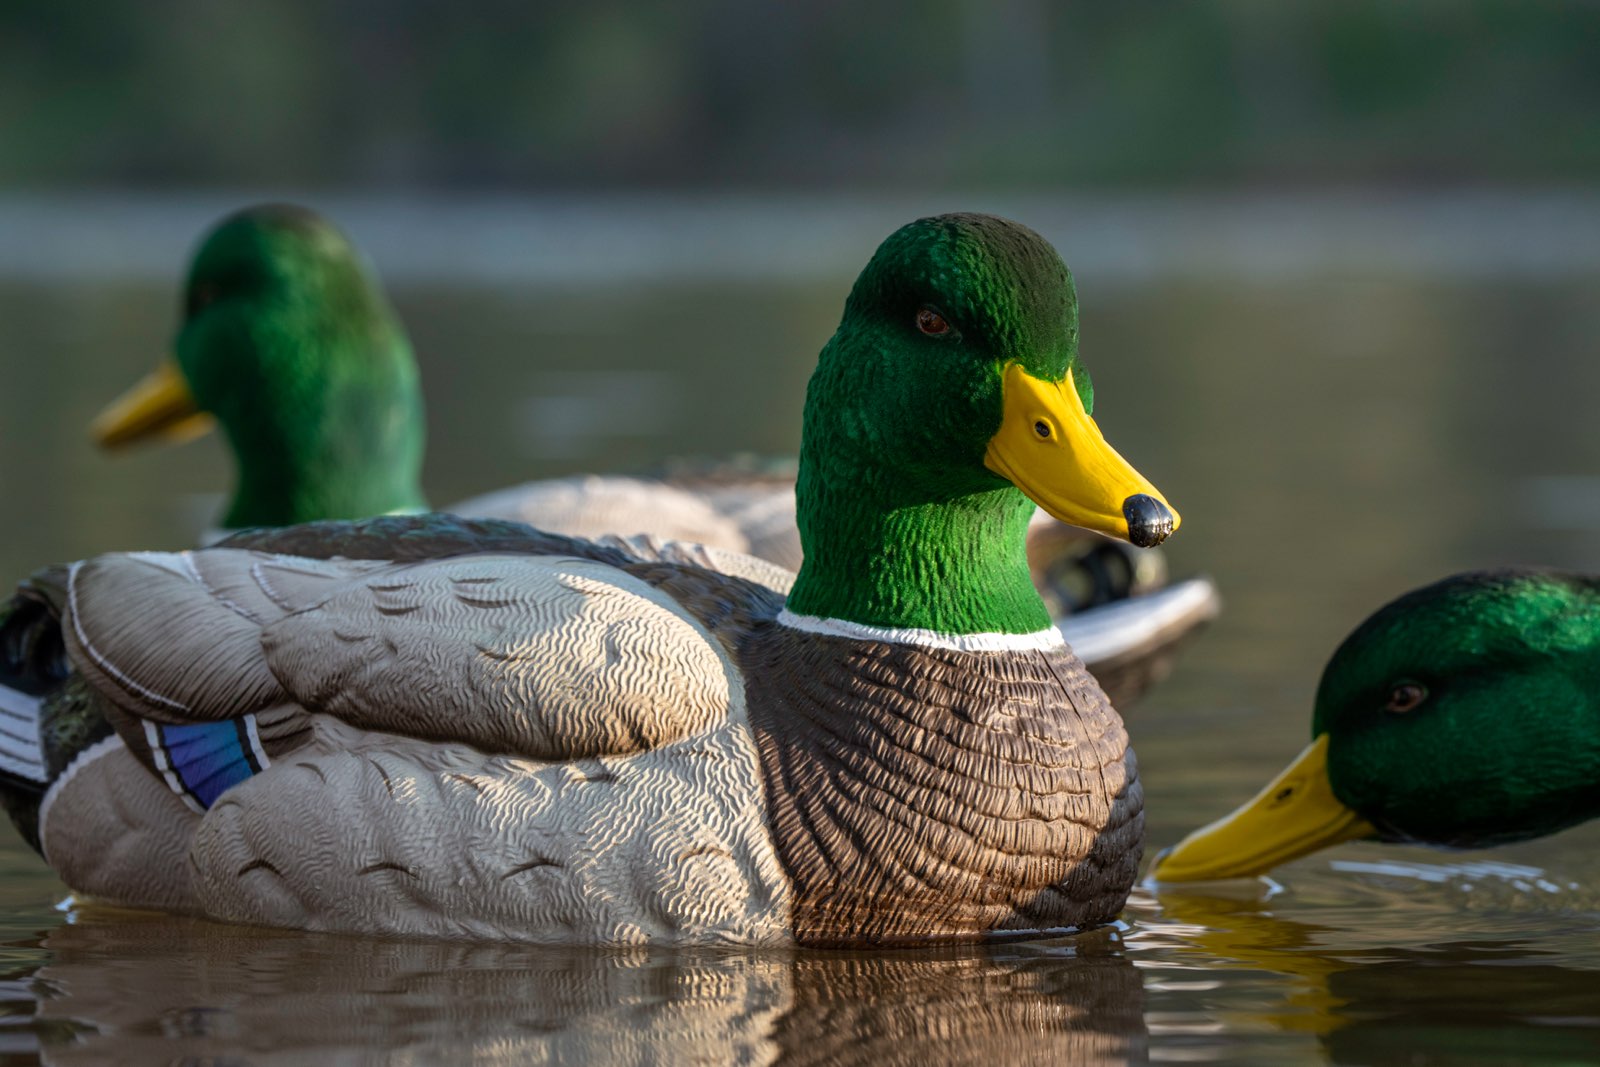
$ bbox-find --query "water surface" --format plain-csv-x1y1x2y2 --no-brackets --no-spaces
1,195,1598,1064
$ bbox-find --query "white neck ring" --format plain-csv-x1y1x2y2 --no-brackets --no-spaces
776,609,1065,652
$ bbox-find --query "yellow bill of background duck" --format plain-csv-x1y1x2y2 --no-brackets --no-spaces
1151,735,1376,882
90,357,215,450
984,362,1178,548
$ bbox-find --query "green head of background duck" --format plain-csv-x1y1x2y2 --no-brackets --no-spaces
92,204,426,529
1155,569,1600,882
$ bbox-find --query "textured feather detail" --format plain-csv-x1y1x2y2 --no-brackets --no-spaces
37,733,126,857
63,557,289,724
36,734,201,912
741,623,1142,945
22,536,797,938
218,515,786,657
48,553,329,790
51,534,770,773
260,554,735,759
174,716,793,943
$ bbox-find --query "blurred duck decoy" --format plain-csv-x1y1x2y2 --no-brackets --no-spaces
1154,569,1600,882
4,214,1176,942
90,204,1219,706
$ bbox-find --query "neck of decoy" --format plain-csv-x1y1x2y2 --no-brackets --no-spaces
786,453,1049,636
217,333,428,529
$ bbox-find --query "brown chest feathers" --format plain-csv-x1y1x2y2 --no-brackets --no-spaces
740,624,1143,946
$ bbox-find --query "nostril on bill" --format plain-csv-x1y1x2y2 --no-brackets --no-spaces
1123,494,1175,548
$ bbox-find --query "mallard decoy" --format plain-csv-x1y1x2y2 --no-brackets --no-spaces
1,213,1177,943
90,205,1218,707
1153,569,1600,882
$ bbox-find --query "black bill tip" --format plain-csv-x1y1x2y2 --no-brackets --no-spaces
1123,494,1175,548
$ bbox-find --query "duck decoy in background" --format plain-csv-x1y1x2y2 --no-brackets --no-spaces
1,213,1178,943
1153,569,1600,882
90,204,1219,706
90,205,429,529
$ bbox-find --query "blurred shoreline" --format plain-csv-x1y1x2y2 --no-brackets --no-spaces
2,188,1598,286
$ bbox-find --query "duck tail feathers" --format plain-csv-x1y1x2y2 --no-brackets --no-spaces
0,685,47,788
0,674,51,856
0,574,98,854
0,578,72,791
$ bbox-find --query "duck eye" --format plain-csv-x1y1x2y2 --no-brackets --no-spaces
915,307,951,337
1033,420,1052,439
1384,682,1428,714
186,281,221,318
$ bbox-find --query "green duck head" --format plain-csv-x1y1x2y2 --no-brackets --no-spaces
1153,569,1600,882
91,204,426,529
787,212,1179,636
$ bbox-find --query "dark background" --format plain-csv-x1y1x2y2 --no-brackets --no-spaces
6,1,1598,191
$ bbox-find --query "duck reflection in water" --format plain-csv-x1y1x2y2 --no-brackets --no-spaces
1140,886,1600,1065
9,909,1148,1066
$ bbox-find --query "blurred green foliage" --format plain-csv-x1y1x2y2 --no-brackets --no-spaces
3,0,1599,188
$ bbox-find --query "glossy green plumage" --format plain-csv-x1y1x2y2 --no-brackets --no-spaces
1316,569,1600,846
787,214,1093,635
175,206,426,528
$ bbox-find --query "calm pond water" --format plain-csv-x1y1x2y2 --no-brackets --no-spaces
1,194,1599,1064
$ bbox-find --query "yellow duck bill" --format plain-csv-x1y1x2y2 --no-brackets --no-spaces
1151,734,1377,883
91,357,217,450
984,362,1179,547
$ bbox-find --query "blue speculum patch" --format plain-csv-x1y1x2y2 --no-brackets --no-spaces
153,717,266,809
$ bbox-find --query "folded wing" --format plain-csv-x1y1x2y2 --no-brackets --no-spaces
60,548,739,812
